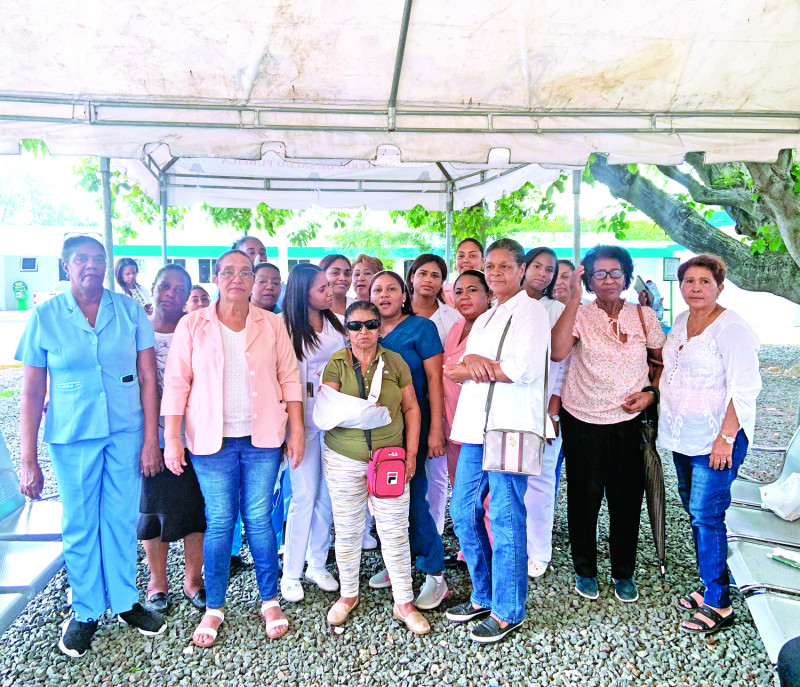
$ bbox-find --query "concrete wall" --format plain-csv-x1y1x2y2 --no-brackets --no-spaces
0,255,61,311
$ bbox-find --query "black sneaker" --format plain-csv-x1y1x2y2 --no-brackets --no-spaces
118,603,167,636
58,617,98,658
445,601,491,623
230,555,252,575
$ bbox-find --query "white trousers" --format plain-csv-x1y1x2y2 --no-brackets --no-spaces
323,447,413,604
283,430,334,579
425,454,449,535
524,435,562,564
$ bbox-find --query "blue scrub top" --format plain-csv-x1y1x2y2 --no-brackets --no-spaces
379,315,443,435
15,289,155,445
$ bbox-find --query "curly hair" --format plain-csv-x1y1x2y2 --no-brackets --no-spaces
580,244,634,292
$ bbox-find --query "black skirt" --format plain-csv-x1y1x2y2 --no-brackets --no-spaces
137,450,206,542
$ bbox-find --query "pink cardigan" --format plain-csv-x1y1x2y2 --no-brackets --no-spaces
161,303,303,455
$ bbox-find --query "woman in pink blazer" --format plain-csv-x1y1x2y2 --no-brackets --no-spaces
161,249,304,647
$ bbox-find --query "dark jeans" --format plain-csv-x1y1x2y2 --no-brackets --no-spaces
409,440,445,575
191,437,283,609
673,429,748,608
561,409,645,579
779,636,800,687
450,443,529,623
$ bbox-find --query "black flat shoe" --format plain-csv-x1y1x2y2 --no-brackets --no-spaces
469,616,524,643
681,605,735,635
445,601,491,623
145,592,170,614
183,588,207,611
230,555,252,575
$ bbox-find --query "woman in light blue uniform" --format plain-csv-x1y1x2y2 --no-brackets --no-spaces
17,236,166,658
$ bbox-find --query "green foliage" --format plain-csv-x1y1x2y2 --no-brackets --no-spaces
74,157,185,243
389,179,560,260
20,139,49,157
328,209,431,268
742,224,788,256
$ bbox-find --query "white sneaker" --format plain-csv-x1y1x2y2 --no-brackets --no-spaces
368,567,392,589
527,560,548,579
306,567,339,593
362,532,378,550
280,577,304,603
415,575,449,610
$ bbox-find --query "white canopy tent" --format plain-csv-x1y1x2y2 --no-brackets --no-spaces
0,0,798,266
0,0,798,164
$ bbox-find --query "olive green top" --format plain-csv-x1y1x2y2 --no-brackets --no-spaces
322,345,413,462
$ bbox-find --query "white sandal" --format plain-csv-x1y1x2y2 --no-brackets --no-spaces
192,608,224,647
261,599,289,639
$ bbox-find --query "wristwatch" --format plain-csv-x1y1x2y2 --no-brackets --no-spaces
719,433,735,444
548,412,560,423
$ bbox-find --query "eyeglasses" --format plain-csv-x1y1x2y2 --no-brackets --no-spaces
72,254,106,265
218,269,255,280
590,269,624,280
345,319,380,332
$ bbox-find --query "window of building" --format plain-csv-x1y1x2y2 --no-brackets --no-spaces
167,258,186,269
198,258,217,284
287,259,310,271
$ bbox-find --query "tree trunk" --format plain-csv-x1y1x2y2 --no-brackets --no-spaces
590,156,800,305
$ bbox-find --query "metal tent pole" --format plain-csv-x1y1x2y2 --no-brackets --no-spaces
572,170,581,266
445,181,454,271
99,157,115,290
159,172,168,265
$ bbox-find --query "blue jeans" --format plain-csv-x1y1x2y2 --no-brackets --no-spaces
191,438,283,609
673,430,748,608
450,443,529,624
409,441,445,575
231,463,291,556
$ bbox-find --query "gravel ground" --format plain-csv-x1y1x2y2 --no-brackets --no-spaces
0,346,798,687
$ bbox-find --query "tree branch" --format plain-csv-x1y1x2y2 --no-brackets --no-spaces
746,158,800,266
590,155,800,304
655,164,756,212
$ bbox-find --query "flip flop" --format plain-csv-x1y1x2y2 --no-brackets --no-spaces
192,608,224,648
681,605,735,635
261,600,289,639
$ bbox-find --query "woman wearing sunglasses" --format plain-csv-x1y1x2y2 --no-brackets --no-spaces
280,264,347,603
161,249,304,646
551,245,665,604
369,271,449,612
320,301,429,634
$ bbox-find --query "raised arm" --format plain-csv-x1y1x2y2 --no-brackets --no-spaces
551,266,584,362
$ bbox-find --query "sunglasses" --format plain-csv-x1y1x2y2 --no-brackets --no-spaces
345,319,380,332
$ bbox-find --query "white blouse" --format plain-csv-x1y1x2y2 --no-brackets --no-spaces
540,297,567,397
299,315,347,429
450,290,551,445
220,323,253,438
658,309,761,456
429,302,462,347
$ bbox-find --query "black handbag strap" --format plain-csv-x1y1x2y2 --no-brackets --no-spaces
352,354,372,454
483,317,513,435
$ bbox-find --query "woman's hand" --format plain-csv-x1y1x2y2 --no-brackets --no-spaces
405,453,417,483
427,428,446,459
164,438,186,475
709,435,734,470
547,395,562,442
140,438,165,478
462,354,497,383
443,362,472,384
621,391,656,414
569,266,585,304
286,431,305,469
19,459,44,499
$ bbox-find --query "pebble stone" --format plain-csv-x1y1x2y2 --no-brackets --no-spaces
0,346,797,686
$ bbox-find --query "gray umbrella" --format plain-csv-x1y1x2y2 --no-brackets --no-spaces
641,405,667,575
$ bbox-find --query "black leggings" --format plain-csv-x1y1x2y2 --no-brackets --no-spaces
561,409,645,579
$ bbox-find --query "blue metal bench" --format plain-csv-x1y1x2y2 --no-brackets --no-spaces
0,430,63,636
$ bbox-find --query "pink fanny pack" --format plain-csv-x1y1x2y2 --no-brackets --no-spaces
367,446,406,498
